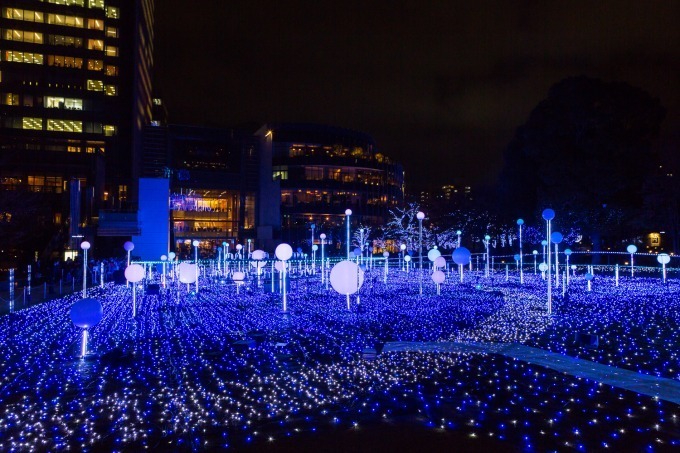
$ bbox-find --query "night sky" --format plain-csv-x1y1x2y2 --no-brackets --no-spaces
153,1,679,190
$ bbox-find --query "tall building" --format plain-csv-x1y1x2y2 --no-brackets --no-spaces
0,0,154,260
264,123,404,248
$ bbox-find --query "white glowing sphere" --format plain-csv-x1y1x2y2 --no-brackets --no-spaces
123,241,134,252
427,248,441,261
329,260,365,295
657,253,671,265
236,244,243,251
168,252,176,260
251,249,266,260
539,263,548,272
345,209,352,216
160,255,167,261
312,245,318,251
274,261,288,272
416,211,425,220
232,271,245,281
627,244,638,254
400,244,406,250
383,251,389,258
192,240,199,247
80,241,91,250
275,243,293,261
434,256,446,268
124,264,145,283
431,270,445,284
404,255,411,262
320,233,326,239
178,262,198,284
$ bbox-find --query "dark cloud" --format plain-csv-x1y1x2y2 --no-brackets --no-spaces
154,0,680,188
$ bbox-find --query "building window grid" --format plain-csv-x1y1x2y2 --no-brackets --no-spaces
3,50,44,65
47,54,83,68
2,29,44,44
3,9,44,23
47,14,84,28
48,34,83,48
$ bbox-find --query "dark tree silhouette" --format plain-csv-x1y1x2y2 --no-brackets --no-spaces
498,76,665,251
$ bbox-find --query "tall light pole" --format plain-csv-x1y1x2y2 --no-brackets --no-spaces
456,230,462,248
627,244,637,277
417,211,425,294
484,235,491,277
123,241,134,287
320,233,326,283
400,243,406,270
542,208,555,315
517,219,524,284
310,223,315,255
551,231,563,287
345,209,352,259
80,241,90,297
533,250,538,274
193,240,200,293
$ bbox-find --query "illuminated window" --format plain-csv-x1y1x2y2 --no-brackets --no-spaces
88,0,105,9
106,6,120,19
105,64,118,76
48,34,83,47
83,122,102,133
28,175,63,193
87,59,103,71
41,0,85,6
86,79,104,91
4,51,43,65
3,29,43,43
105,45,118,57
86,18,104,30
47,55,83,68
105,26,118,38
2,93,19,106
45,96,82,109
87,39,104,51
104,85,117,96
3,9,44,22
273,170,288,180
47,119,83,133
103,125,116,136
67,146,81,153
305,167,324,180
289,147,304,157
22,117,43,130
118,184,127,201
47,14,84,28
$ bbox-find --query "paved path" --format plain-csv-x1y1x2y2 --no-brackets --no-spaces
383,341,680,405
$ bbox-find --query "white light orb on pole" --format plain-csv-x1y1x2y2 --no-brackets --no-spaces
125,263,145,317
627,244,637,277
427,248,441,262
80,241,90,297
275,243,293,312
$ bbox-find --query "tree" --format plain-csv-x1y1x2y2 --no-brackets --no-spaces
498,76,666,253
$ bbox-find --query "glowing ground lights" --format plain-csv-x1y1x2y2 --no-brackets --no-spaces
0,268,678,451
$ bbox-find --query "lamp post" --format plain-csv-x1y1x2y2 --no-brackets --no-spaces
310,223,315,255
236,244,243,272
456,230,462,248
193,240,200,293
123,241,134,287
551,231,563,287
417,211,425,294
80,241,90,297
320,233,326,284
222,241,228,276
517,219,524,284
161,254,167,288
400,243,406,270
627,244,637,277
564,248,572,286
484,235,491,277
345,209,352,259
542,208,555,315
533,250,538,274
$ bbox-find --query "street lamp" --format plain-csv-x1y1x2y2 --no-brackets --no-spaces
533,250,538,274
400,243,406,270
627,244,637,277
551,231,563,287
345,209,352,259
320,233,326,284
484,235,491,277
542,208,555,315
192,240,200,293
417,211,425,294
123,241,134,287
517,219,524,284
456,230,462,248
80,241,90,297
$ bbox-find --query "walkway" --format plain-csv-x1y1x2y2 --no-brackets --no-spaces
383,341,680,405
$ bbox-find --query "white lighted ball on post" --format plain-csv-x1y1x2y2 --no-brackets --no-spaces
382,251,389,283
533,250,538,274
123,241,134,286
275,243,293,312
330,260,365,310
80,241,90,297
400,243,407,270
160,254,167,287
192,240,200,292
563,248,572,285
627,244,637,277
232,271,245,294
404,254,411,273
320,233,327,283
432,269,445,295
657,253,671,283
70,297,103,358
345,209,352,259
124,263,145,317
